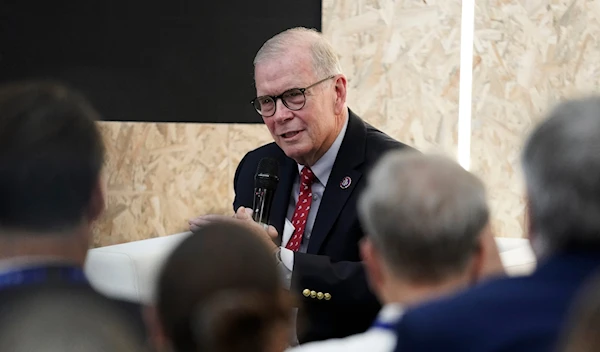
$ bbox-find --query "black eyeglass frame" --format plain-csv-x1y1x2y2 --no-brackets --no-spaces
250,75,336,117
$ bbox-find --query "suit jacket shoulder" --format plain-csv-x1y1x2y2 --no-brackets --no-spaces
0,283,147,343
394,251,600,352
362,120,415,167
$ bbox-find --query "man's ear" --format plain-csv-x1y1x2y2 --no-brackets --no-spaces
143,305,168,351
360,237,384,293
524,196,546,258
524,196,540,247
87,173,106,223
333,74,348,115
469,223,505,285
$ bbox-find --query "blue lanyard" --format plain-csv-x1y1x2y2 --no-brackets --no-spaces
371,320,397,332
0,265,88,290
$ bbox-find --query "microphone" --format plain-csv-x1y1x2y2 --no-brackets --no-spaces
252,157,279,227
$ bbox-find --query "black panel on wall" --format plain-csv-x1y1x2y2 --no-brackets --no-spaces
0,0,322,123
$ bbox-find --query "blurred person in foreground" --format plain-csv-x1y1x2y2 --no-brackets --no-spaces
0,80,146,341
286,151,504,352
393,96,600,352
190,26,413,344
0,286,145,352
147,221,294,352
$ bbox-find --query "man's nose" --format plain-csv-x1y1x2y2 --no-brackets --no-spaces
273,98,294,123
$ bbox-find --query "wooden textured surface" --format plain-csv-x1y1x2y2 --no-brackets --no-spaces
471,0,600,238
92,123,272,246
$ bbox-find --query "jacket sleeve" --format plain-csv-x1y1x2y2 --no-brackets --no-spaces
232,153,252,212
292,252,378,306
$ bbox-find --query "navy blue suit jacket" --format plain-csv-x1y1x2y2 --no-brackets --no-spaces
393,249,600,352
233,110,413,343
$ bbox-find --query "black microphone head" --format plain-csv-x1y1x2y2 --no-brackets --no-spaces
255,157,279,190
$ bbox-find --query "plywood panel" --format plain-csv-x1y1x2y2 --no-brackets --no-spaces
471,0,600,238
93,122,231,245
325,0,461,157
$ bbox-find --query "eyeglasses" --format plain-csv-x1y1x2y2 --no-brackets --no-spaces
250,75,336,117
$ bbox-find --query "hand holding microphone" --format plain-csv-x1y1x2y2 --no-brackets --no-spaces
188,157,280,251
189,206,279,252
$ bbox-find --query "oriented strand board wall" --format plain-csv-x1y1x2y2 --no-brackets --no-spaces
92,0,461,246
324,0,461,156
471,0,600,238
92,123,272,246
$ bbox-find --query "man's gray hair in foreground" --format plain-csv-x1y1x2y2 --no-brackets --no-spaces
522,96,600,255
357,151,489,282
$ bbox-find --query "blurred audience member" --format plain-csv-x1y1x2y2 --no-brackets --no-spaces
288,151,503,352
0,286,145,352
558,272,600,352
148,222,293,352
393,96,600,352
0,81,146,341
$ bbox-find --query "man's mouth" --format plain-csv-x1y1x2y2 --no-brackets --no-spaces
281,130,301,138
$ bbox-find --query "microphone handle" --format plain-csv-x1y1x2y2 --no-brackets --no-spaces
252,187,274,226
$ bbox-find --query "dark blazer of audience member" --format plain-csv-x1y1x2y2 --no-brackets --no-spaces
558,271,600,352
393,97,600,352
0,81,146,342
150,221,293,352
0,286,145,352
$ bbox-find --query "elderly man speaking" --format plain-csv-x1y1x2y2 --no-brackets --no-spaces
190,27,412,343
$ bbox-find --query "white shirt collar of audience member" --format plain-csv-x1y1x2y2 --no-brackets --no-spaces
296,116,349,185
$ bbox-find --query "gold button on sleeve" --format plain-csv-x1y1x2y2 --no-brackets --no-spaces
324,293,332,300
310,290,317,298
317,292,324,300
302,289,311,297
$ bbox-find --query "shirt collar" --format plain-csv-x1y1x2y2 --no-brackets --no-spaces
374,303,405,324
297,115,349,187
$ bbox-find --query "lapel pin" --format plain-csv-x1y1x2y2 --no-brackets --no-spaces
340,176,352,189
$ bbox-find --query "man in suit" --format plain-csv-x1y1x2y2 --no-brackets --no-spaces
287,152,504,352
190,27,412,343
392,96,600,352
0,81,146,343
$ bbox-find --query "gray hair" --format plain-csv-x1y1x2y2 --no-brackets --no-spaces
522,96,600,254
357,151,490,283
253,27,343,79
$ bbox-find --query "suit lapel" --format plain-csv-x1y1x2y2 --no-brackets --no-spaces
270,154,296,244
308,110,367,254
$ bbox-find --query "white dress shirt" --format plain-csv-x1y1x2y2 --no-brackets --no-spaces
277,116,349,288
286,303,404,352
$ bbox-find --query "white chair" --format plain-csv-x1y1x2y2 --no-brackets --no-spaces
496,237,537,276
84,233,537,304
84,231,192,304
